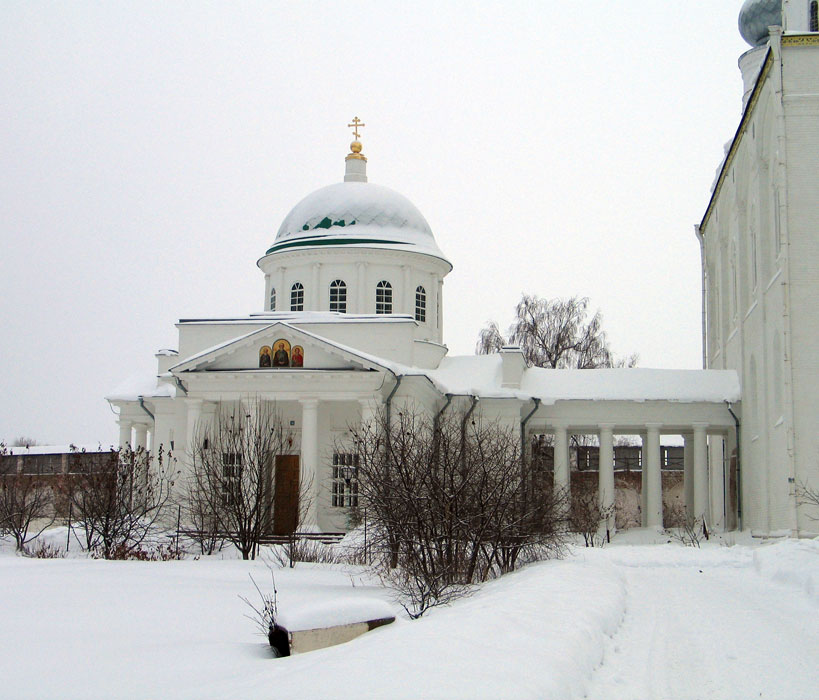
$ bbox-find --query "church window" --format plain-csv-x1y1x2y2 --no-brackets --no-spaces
375,280,392,314
329,279,347,313
290,282,304,311
331,452,359,507
415,285,426,322
269,287,276,311
221,452,242,505
811,1,818,32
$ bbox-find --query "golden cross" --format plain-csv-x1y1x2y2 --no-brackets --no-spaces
347,116,366,140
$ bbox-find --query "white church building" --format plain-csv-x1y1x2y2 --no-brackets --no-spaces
108,1,819,537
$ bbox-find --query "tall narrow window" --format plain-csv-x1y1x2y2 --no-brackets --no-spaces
375,280,392,314
290,282,304,311
329,279,347,313
415,285,426,322
331,452,360,507
810,1,818,32
269,287,276,311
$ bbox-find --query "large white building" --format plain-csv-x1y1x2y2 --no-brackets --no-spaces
108,2,819,536
699,0,819,535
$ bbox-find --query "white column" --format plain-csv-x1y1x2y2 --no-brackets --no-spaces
311,263,321,310
278,267,286,311
598,423,615,535
553,423,570,518
693,422,709,526
682,431,694,525
640,433,647,526
357,262,367,312
133,424,148,453
118,419,133,450
644,423,663,528
300,399,320,531
185,398,203,468
402,265,411,315
709,434,725,532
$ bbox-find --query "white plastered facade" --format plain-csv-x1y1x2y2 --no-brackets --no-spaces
700,5,819,535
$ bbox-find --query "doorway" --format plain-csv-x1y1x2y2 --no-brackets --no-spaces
273,455,300,535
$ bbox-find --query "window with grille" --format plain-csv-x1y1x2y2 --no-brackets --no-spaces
375,280,392,314
222,452,243,505
329,279,347,313
269,287,276,311
290,282,304,311
415,285,426,322
331,452,360,507
811,1,818,32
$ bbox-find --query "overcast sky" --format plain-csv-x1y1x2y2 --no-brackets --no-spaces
0,2,751,446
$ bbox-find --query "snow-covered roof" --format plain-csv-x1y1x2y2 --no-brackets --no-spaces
106,373,176,402
423,354,741,404
178,311,418,325
263,181,450,265
6,444,114,455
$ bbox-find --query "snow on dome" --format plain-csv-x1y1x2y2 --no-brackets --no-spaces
739,0,782,47
265,181,449,263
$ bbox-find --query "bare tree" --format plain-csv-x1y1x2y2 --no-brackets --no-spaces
0,443,56,551
12,436,40,448
477,294,637,369
349,406,568,618
796,480,819,520
570,484,615,547
67,445,178,559
188,399,294,560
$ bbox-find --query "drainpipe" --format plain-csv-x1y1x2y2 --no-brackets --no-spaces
520,398,541,462
695,224,707,369
173,377,188,396
434,393,453,431
461,396,479,466
137,396,155,422
726,401,742,530
384,374,403,429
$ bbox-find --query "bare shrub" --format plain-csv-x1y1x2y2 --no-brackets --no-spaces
188,399,297,560
570,484,615,547
665,504,707,547
66,445,178,559
349,406,568,618
796,480,819,519
269,537,340,568
0,441,56,551
29,540,65,559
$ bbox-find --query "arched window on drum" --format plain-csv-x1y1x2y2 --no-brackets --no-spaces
415,285,426,322
329,280,347,313
269,287,276,311
375,281,392,314
290,282,304,311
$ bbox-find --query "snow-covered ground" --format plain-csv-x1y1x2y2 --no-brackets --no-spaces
0,531,816,700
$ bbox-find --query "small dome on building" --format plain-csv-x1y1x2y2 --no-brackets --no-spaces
265,181,449,264
739,0,782,47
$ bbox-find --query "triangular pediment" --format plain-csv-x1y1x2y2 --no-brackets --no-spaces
170,322,389,374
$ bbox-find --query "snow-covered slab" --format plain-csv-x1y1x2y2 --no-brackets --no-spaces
276,596,394,632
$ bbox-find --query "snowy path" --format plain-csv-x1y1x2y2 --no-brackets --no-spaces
584,546,819,700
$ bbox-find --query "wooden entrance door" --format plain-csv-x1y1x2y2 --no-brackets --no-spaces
273,455,300,535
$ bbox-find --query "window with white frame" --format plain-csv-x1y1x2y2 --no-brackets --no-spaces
222,452,242,505
290,282,304,311
331,452,359,507
329,279,347,313
415,285,426,322
375,280,392,314
269,287,276,311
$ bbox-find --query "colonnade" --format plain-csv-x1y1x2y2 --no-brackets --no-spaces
546,421,732,532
